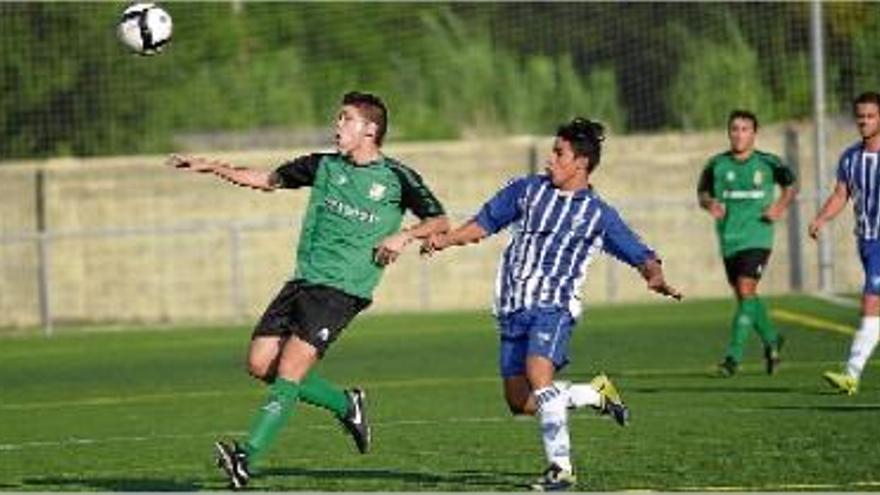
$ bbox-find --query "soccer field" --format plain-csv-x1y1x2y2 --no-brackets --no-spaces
1,295,877,491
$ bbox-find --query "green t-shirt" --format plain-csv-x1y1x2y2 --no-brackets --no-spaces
275,152,445,300
697,150,796,258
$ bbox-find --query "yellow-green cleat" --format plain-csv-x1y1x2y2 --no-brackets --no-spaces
590,373,629,426
823,371,858,395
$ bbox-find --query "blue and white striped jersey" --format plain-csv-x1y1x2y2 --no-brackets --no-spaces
474,175,656,318
837,142,880,240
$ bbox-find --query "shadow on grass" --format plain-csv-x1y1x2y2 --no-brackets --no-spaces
23,476,202,491
22,467,538,491
261,466,529,489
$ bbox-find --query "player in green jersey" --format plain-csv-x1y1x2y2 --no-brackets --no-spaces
169,91,449,489
697,110,797,377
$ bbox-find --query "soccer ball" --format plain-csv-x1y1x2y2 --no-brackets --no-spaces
117,3,173,55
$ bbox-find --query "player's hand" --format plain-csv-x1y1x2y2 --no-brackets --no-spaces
707,201,726,220
808,218,824,240
761,204,784,223
166,154,215,173
374,231,412,266
640,259,683,301
419,233,450,257
648,277,683,301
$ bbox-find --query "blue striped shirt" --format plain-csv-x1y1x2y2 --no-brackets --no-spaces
475,175,656,318
837,142,880,240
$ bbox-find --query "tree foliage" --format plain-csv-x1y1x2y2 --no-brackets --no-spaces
0,3,878,160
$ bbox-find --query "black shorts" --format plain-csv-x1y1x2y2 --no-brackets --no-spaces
723,248,771,285
253,280,370,356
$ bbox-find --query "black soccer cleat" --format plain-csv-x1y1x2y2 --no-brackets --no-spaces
530,462,577,491
338,388,371,454
764,335,785,375
215,440,250,490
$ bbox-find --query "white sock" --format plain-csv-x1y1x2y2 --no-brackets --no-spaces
845,316,880,379
534,385,572,472
554,380,601,409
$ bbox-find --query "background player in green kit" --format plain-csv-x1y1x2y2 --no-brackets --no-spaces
169,91,448,489
697,110,797,377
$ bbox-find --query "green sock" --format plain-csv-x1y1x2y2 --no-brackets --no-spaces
751,297,779,346
725,300,754,363
299,371,349,417
244,377,300,466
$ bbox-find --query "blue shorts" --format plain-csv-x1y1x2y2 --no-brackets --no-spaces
859,239,880,295
497,307,575,378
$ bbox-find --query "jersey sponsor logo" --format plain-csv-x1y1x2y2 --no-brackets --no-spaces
726,171,736,182
368,183,386,201
323,197,379,224
721,190,766,199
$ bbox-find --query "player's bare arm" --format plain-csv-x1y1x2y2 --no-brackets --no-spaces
697,191,725,220
762,184,798,222
167,154,275,191
638,258,683,300
809,181,850,239
421,219,489,256
374,215,450,266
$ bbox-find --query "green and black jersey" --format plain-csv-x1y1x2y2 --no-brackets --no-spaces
697,150,796,258
274,152,445,300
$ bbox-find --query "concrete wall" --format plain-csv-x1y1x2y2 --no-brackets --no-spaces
0,124,863,329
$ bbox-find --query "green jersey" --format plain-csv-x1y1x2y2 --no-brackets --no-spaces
275,152,445,300
697,150,796,258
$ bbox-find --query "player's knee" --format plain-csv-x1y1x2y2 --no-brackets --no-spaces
246,358,274,382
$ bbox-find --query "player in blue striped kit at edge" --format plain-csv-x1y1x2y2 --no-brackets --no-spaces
424,117,682,491
811,91,880,395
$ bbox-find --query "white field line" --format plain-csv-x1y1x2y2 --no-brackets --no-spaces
658,479,880,491
0,415,565,452
811,291,861,309
771,308,856,335
0,357,851,413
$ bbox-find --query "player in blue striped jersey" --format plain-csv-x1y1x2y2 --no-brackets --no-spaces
424,117,681,491
810,91,880,395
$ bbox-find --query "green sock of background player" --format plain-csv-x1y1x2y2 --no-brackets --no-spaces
244,378,300,466
751,297,780,347
725,299,756,363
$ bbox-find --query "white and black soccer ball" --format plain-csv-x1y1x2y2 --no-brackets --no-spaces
117,3,172,55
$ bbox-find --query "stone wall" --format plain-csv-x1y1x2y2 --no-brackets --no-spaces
0,123,862,328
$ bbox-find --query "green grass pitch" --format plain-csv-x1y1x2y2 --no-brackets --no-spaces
0,295,877,491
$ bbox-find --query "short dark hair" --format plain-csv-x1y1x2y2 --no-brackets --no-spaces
342,91,388,146
853,91,880,113
556,117,605,172
727,109,759,131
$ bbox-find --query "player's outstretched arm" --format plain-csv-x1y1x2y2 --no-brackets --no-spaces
167,154,276,191
808,181,849,240
420,219,489,256
374,216,450,266
638,258,683,301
